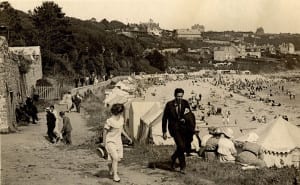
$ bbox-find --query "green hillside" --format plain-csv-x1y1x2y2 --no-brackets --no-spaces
1,1,300,80
0,1,164,79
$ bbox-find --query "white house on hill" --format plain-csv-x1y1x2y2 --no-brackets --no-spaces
176,29,202,40
9,46,43,96
214,46,239,61
279,43,295,54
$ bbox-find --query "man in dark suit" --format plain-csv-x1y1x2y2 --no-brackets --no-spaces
162,88,194,174
46,107,57,143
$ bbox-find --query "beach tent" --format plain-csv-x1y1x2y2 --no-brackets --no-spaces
236,117,300,168
105,95,128,107
104,87,130,106
115,81,135,92
127,76,134,82
137,103,174,145
115,81,127,90
59,93,73,111
167,74,177,81
134,75,143,80
129,101,161,139
123,98,139,134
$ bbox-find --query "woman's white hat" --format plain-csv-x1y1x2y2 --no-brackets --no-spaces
222,127,234,138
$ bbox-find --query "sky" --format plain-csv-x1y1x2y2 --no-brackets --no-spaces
8,0,300,33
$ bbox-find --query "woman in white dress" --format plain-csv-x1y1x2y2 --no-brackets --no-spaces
102,104,132,182
65,92,73,112
217,128,237,163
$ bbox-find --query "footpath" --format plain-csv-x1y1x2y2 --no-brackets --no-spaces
1,109,181,185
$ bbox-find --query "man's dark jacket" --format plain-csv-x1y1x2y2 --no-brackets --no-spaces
162,99,193,137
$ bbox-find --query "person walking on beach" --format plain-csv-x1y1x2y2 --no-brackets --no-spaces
50,105,62,142
46,107,57,143
72,92,82,113
59,111,72,145
102,103,132,182
162,88,192,174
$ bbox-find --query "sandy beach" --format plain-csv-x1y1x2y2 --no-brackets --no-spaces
143,74,300,138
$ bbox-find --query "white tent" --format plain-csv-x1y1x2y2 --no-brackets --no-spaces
115,81,135,91
134,75,143,80
59,93,73,111
129,101,161,139
123,98,138,134
137,103,174,145
236,117,300,168
104,87,130,106
127,76,133,81
106,95,128,107
167,74,177,81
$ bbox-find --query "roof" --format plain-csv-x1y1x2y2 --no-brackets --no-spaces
140,103,163,125
9,46,41,56
176,29,202,35
104,88,129,104
236,117,300,153
107,95,128,105
214,46,238,52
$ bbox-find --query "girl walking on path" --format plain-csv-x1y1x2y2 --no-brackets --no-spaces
102,103,132,182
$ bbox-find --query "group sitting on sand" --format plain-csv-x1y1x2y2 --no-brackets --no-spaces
189,126,266,169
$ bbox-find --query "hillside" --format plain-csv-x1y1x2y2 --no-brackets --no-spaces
1,1,300,81
0,1,164,80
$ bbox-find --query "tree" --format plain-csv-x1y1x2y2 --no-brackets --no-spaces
145,50,168,71
0,1,26,45
31,1,74,74
256,27,264,35
31,1,73,54
89,17,97,22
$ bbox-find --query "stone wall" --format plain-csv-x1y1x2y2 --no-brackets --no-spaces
9,46,43,96
70,76,129,96
0,36,22,133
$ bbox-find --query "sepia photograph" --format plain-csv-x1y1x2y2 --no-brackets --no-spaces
1,0,300,184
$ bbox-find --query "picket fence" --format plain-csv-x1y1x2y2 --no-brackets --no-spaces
35,85,61,100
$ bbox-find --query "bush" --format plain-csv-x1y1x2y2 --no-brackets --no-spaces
80,88,109,145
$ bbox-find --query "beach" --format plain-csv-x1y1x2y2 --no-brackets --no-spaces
144,74,300,138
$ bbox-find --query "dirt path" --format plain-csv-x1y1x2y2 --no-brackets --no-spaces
1,109,183,185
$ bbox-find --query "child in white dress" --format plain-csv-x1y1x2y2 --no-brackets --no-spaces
102,103,132,182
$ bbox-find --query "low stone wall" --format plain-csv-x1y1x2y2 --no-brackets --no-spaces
70,76,129,96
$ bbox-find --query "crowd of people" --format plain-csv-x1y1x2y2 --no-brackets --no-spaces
193,126,266,168
15,96,39,125
73,72,112,88
60,91,83,113
45,105,73,145
15,93,74,145
20,73,295,183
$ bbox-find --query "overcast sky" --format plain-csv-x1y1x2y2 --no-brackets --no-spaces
8,0,300,33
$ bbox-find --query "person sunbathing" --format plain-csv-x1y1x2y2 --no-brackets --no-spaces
198,127,221,160
236,133,266,168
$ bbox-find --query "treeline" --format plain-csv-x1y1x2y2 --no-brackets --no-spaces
0,1,166,78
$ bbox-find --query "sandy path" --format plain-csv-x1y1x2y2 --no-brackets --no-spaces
1,109,183,185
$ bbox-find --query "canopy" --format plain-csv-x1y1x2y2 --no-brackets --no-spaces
236,117,300,153
138,103,174,145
